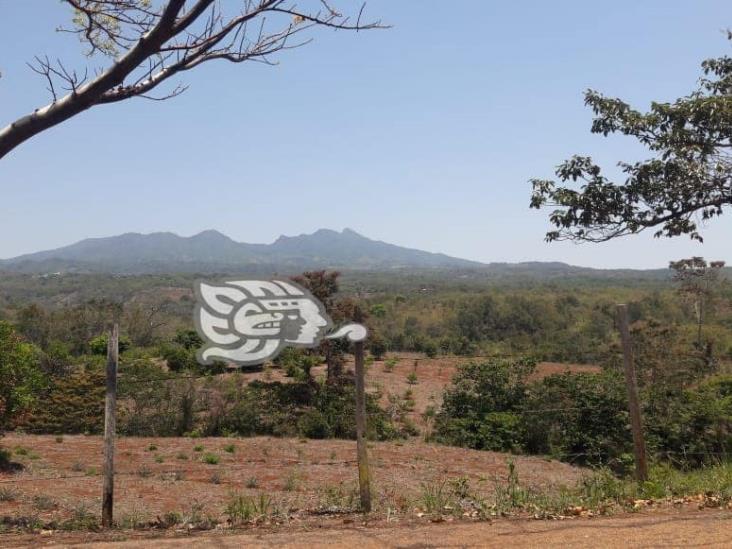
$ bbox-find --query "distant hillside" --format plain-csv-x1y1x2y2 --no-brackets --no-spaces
0,228,485,274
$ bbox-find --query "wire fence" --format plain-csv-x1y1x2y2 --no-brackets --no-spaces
2,447,729,485
1,350,728,488
118,352,608,387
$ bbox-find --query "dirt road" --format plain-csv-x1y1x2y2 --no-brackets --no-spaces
18,508,726,548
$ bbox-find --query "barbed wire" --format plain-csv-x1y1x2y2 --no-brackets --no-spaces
1,448,728,485
118,353,609,387
0,458,360,484
0,447,732,484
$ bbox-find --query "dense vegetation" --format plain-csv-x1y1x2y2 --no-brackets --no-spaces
434,358,732,470
0,267,730,473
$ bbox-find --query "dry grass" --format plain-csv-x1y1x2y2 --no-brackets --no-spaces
0,434,583,529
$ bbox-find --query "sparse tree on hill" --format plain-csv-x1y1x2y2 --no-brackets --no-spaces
124,302,168,346
0,0,384,160
530,35,732,242
669,257,726,348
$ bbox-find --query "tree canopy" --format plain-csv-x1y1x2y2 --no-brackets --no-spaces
530,35,732,243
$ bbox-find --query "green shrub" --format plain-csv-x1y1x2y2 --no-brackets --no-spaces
212,379,398,441
159,344,197,372
423,340,438,358
117,359,197,436
383,357,398,372
434,358,535,452
368,337,388,360
19,368,104,434
32,494,56,511
0,321,45,434
298,409,330,439
522,370,631,466
0,487,18,501
277,348,321,382
225,492,273,524
202,453,219,465
173,329,204,350
645,374,732,467
88,334,131,355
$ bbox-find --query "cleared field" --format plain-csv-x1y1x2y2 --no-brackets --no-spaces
0,434,583,529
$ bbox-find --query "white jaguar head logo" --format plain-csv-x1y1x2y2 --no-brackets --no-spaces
194,279,333,366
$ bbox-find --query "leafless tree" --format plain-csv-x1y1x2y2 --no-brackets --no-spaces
0,0,384,160
124,301,169,346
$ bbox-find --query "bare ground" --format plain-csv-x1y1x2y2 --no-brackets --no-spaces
2,508,731,547
1,434,730,547
84,508,732,548
0,434,581,528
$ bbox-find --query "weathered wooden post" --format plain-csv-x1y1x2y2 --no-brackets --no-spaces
102,323,119,528
616,304,648,482
353,308,372,512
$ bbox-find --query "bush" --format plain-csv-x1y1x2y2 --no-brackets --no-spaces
18,367,104,434
213,379,399,441
277,348,321,382
645,374,732,467
88,334,131,355
433,358,634,467
522,371,631,466
0,321,45,434
434,358,535,451
117,358,198,436
159,343,198,372
202,453,220,465
298,409,330,439
423,340,438,358
173,329,204,350
368,337,387,360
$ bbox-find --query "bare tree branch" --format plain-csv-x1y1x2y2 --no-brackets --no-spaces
0,0,386,160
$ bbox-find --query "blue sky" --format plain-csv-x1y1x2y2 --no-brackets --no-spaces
1,1,731,268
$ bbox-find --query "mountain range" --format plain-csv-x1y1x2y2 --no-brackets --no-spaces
1,228,703,281
0,228,489,274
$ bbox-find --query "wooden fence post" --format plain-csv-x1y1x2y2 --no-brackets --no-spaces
102,323,119,528
616,304,648,482
353,339,372,512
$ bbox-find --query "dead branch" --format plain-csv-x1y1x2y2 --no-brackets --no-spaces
0,0,385,159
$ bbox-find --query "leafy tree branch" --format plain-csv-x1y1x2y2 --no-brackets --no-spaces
530,34,732,243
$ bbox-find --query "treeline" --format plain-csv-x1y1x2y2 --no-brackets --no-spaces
367,285,732,364
1,269,730,366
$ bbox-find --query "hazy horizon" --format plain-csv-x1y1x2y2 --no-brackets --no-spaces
1,226,723,271
2,1,731,268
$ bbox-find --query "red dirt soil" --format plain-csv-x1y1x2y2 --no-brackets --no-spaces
0,434,582,530
76,508,732,548
0,358,608,546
